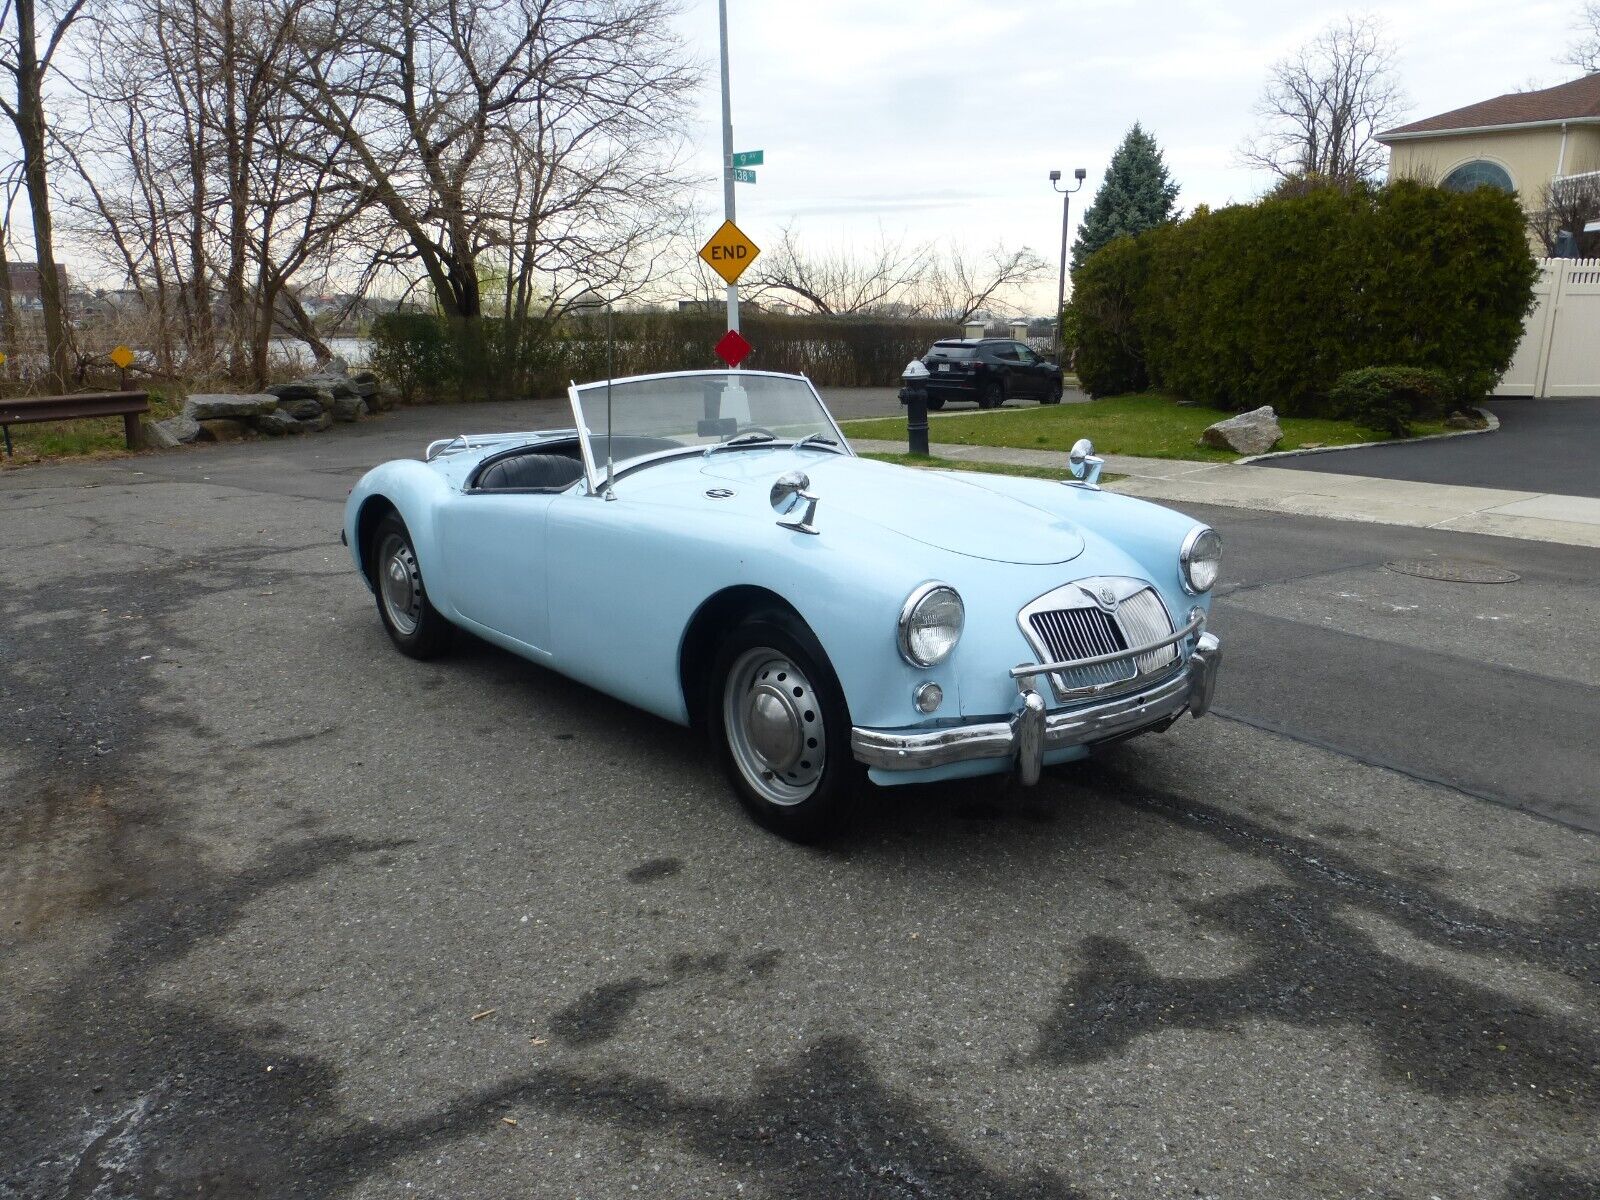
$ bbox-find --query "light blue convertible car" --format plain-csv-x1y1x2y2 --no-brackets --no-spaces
343,370,1222,840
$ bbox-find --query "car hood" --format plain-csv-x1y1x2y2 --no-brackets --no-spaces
695,449,1084,565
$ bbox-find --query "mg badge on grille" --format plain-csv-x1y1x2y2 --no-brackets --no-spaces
1098,585,1117,609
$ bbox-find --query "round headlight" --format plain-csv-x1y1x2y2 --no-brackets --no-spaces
1180,526,1222,594
898,584,964,667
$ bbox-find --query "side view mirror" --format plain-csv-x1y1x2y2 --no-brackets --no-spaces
1067,438,1104,489
770,471,820,534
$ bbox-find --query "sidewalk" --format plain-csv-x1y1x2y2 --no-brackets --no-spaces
850,438,1600,549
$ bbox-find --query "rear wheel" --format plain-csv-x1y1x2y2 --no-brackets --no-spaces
369,512,452,659
978,381,1004,409
711,611,858,842
925,395,945,411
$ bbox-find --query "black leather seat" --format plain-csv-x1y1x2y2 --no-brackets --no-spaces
475,452,586,491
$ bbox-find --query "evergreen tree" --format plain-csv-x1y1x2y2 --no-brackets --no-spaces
1070,123,1180,271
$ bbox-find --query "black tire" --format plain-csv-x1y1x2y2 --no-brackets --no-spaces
1042,382,1063,405
978,381,1004,409
709,609,859,842
925,395,946,411
368,511,453,659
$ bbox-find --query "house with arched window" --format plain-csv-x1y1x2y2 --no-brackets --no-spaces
1377,73,1600,219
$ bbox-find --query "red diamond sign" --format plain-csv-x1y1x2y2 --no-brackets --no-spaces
714,328,752,368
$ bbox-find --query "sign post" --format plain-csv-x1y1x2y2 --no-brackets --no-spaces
717,0,740,335
110,344,135,391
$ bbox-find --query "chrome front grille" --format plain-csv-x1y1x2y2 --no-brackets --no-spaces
1117,587,1181,676
1022,581,1180,700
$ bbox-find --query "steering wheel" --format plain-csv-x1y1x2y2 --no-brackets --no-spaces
734,424,777,439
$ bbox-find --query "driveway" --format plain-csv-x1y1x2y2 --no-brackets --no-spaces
1268,397,1600,498
3,406,1599,1198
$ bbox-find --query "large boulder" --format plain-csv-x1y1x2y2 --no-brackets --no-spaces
281,396,326,420
254,410,296,437
1199,406,1283,456
143,414,201,448
184,392,279,421
330,394,366,422
267,382,322,400
196,418,254,442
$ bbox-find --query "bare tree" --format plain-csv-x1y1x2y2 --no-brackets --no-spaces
279,0,697,326
1561,1,1600,73
1531,165,1600,256
1241,15,1408,186
745,224,930,315
917,243,1048,324
0,0,87,387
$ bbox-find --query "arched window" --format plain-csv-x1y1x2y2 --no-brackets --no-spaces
1441,160,1514,193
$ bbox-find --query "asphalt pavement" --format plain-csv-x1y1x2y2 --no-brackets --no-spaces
1269,396,1600,498
3,398,1599,1199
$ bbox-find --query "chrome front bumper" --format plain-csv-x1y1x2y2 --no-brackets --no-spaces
851,632,1221,783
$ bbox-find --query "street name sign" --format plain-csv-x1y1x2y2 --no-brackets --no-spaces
699,220,760,285
733,168,756,184
732,150,763,167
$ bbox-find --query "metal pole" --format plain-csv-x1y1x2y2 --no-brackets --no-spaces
1055,191,1069,354
718,0,739,335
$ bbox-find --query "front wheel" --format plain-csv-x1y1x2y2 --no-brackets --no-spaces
1042,382,1063,405
711,611,859,842
369,512,453,659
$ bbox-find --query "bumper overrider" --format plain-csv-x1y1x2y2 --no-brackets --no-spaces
851,617,1221,785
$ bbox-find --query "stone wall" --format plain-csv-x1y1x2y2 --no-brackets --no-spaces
144,360,394,448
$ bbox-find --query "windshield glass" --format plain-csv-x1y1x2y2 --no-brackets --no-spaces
569,371,841,483
927,343,977,359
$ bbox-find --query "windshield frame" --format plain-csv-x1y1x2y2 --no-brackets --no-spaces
565,369,854,495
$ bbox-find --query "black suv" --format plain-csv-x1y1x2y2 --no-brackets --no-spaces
911,339,1064,409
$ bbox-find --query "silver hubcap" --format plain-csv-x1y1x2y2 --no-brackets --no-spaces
378,532,423,636
723,648,826,806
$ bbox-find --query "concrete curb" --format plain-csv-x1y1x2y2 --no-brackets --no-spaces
1235,407,1499,465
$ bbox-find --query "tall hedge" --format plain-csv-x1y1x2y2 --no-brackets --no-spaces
1070,180,1538,413
369,310,953,403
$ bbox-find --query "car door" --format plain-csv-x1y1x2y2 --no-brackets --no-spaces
436,490,556,653
992,342,1035,398
1013,342,1048,396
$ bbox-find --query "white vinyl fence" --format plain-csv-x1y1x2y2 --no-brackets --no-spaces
1496,258,1600,398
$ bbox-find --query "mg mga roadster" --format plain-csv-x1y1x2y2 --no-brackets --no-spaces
343,370,1222,840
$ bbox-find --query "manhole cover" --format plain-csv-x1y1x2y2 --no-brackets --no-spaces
1384,559,1520,584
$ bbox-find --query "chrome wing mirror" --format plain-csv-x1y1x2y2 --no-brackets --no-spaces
770,471,819,535
1067,438,1104,489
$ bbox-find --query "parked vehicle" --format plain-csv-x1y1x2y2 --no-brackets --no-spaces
911,339,1065,409
344,370,1222,841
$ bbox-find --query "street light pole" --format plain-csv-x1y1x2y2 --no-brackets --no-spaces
1049,167,1087,355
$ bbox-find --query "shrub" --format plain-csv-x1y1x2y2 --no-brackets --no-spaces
1070,179,1539,415
367,310,955,403
1328,366,1451,437
1071,235,1155,396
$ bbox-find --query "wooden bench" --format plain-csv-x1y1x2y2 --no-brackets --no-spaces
0,391,150,456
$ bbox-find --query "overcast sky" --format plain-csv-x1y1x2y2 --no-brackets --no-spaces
675,0,1581,312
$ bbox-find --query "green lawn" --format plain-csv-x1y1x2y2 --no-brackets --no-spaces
843,393,1451,463
861,451,1126,484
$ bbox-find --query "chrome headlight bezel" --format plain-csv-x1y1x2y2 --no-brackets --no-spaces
1180,525,1222,594
898,583,964,667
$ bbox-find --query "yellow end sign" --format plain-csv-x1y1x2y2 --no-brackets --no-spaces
110,345,135,369
698,220,760,285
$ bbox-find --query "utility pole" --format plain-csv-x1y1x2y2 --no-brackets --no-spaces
718,0,739,335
